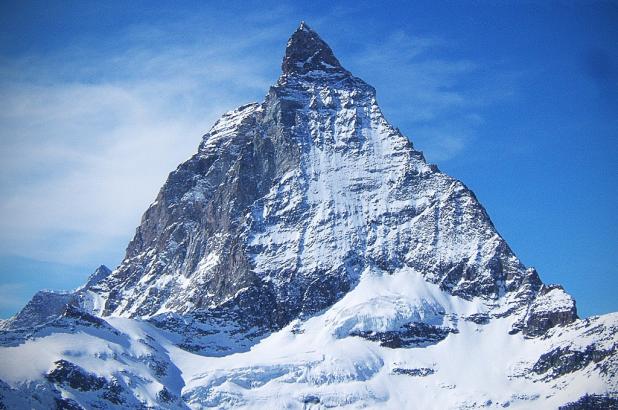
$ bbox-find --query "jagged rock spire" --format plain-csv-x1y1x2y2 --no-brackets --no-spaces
281,21,349,75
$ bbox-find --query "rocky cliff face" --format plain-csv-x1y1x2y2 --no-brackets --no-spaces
0,22,615,409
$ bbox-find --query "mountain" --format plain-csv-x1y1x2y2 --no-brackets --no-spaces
0,22,616,409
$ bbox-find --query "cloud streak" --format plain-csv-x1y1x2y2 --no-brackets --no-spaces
0,19,286,266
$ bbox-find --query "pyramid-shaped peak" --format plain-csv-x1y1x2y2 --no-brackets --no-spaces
282,22,349,76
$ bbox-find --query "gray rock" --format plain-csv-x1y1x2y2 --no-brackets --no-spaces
83,265,112,289
46,360,107,391
521,284,578,337
391,367,435,376
559,394,618,410
351,322,458,348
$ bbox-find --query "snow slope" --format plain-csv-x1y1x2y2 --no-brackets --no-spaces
0,267,615,408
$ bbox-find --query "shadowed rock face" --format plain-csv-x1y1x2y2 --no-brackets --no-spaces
533,345,614,379
89,22,545,339
84,265,112,288
282,22,349,76
46,360,107,391
45,360,145,407
559,394,618,410
351,322,458,348
508,284,578,337
522,285,578,337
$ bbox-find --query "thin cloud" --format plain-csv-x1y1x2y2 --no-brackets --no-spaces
0,21,285,266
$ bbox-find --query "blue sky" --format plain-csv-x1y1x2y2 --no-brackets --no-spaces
0,1,616,318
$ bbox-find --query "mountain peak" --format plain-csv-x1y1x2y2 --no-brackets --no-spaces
84,264,112,289
281,22,349,76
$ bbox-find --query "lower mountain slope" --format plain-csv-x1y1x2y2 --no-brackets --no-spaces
0,267,616,409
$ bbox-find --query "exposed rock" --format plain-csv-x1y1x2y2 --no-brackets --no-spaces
0,291,72,331
521,285,578,337
83,265,112,289
0,264,113,332
46,360,106,391
59,304,108,328
464,313,491,325
351,322,457,348
559,394,618,410
157,387,176,403
392,367,435,376
533,345,614,379
282,22,349,76
54,397,84,410
302,394,321,404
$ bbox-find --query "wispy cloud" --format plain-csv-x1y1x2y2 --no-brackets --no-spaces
0,18,288,266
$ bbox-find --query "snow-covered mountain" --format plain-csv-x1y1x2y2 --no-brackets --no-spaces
0,22,616,409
